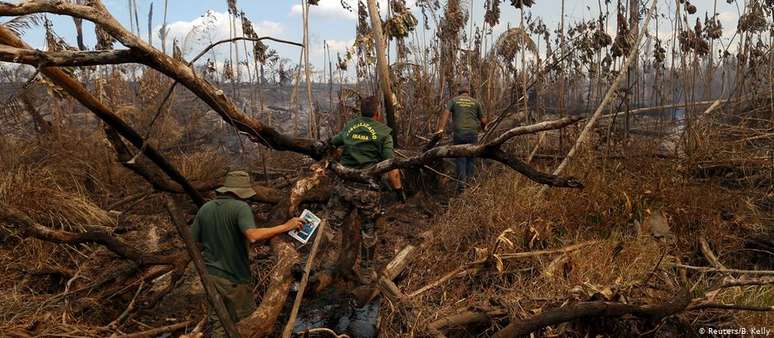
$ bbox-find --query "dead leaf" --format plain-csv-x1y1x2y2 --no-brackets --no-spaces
494,254,505,272
543,253,569,279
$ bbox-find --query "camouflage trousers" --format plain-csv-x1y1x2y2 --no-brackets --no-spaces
327,178,383,279
327,178,383,227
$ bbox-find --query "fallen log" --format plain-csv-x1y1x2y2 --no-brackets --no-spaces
237,237,299,338
491,288,691,338
352,245,417,307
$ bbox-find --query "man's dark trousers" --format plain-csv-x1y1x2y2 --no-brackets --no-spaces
453,133,477,186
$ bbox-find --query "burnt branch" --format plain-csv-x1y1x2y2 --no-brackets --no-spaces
492,289,691,338
0,44,138,66
0,205,181,266
332,117,584,188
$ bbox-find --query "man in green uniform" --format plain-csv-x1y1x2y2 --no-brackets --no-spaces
191,170,303,338
435,80,488,191
328,96,405,282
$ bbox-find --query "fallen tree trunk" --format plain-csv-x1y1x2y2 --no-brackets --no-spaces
492,288,691,338
237,238,299,338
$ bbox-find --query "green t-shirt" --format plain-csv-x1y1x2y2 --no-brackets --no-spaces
447,95,484,135
331,116,394,168
191,196,257,284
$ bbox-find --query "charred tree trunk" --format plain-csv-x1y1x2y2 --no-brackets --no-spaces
366,0,400,147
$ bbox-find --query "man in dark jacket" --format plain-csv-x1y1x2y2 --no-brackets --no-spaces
328,96,404,281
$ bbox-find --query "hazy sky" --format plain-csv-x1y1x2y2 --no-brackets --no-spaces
4,0,745,76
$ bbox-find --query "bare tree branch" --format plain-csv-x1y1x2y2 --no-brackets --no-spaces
0,205,181,266
0,44,137,66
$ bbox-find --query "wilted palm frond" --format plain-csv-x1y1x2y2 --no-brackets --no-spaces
240,13,269,63
1,14,44,37
440,0,466,39
495,27,537,61
383,9,417,40
484,0,501,27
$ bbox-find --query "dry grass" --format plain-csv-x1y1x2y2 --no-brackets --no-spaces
0,168,111,229
393,138,771,335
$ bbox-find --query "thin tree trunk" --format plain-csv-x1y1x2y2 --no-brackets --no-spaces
366,0,400,147
160,0,168,54
302,0,316,138
559,0,566,153
146,2,152,45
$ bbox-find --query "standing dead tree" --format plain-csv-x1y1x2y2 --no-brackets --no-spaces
366,0,401,145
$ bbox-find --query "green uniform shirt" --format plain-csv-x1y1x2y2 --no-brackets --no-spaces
331,116,394,168
191,196,257,284
447,95,484,136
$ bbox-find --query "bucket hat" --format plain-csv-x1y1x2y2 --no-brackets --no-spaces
215,170,256,199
